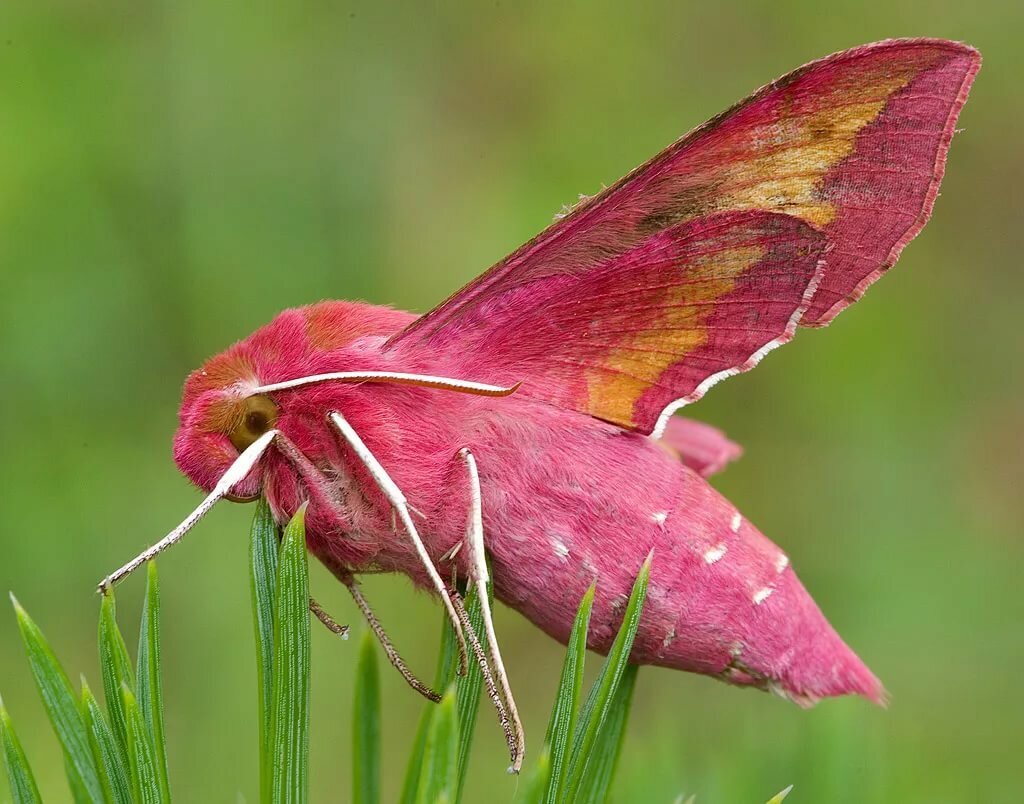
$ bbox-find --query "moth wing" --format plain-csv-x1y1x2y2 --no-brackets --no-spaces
398,210,826,433
388,39,978,430
659,417,743,478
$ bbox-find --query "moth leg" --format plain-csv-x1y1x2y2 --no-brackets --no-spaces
309,598,349,639
273,432,351,524
345,576,442,703
449,586,519,768
458,447,526,773
99,429,278,591
327,411,469,675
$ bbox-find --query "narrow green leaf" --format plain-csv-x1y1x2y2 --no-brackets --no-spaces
11,595,103,802
121,683,162,804
353,632,381,804
267,505,311,804
0,694,42,804
136,562,171,802
563,554,651,803
416,688,457,804
82,679,132,804
399,606,459,804
453,583,488,802
542,584,595,804
515,746,550,804
574,663,638,804
251,497,280,800
767,784,794,803
65,753,91,804
99,591,135,763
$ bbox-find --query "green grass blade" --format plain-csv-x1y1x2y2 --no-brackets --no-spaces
563,554,651,803
574,663,638,803
82,679,132,804
136,562,171,803
251,497,280,799
65,754,91,804
99,591,135,764
121,683,162,804
767,784,794,803
399,608,458,804
515,746,550,804
453,584,487,802
267,505,311,804
353,632,381,804
415,688,457,804
0,694,42,804
11,595,103,802
542,584,595,804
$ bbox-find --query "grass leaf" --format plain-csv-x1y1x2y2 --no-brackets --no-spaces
65,753,92,804
0,694,42,804
98,592,135,763
515,745,550,804
573,663,638,803
267,505,311,804
136,562,171,802
767,784,794,803
121,683,162,804
399,608,458,804
251,497,280,799
416,688,458,804
453,584,487,802
11,595,103,802
562,554,651,802
353,632,381,804
81,679,132,804
542,583,595,803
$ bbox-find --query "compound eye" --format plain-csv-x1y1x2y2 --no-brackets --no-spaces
229,394,279,452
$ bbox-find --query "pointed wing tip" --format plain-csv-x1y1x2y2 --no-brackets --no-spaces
801,38,980,329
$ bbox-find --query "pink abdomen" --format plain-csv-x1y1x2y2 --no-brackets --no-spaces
478,411,883,706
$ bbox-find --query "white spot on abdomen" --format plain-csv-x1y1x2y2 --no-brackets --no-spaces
651,511,668,525
703,544,727,564
549,535,570,561
753,587,774,605
775,553,789,573
730,512,742,533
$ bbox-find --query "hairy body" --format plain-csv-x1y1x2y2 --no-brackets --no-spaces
175,301,880,705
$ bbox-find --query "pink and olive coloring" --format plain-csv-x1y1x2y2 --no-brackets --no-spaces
114,40,979,735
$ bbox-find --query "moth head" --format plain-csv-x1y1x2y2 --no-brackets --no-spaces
173,345,274,501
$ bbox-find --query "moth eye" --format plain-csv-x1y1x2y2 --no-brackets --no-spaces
228,394,279,452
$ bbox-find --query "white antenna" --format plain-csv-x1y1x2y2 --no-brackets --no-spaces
249,371,519,398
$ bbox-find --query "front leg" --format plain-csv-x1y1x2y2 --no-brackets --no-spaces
327,410,469,675
456,447,526,773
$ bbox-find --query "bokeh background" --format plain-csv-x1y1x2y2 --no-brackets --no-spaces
1,1,1021,801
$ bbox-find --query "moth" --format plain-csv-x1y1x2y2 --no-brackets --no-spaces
104,39,979,771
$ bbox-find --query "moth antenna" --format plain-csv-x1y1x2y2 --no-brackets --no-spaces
309,598,349,639
328,410,469,675
345,578,441,703
248,371,520,398
97,429,277,592
459,447,525,772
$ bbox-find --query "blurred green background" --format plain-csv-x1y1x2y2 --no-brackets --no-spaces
1,1,1021,801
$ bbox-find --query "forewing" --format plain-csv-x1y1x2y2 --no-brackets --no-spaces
391,39,976,333
398,211,824,433
388,39,978,429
